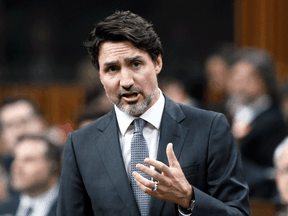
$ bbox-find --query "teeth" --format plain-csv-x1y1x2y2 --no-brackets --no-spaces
123,93,137,98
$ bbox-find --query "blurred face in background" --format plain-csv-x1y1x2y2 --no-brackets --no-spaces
0,101,47,154
229,62,267,104
11,139,53,196
276,145,288,204
0,166,8,203
206,56,228,91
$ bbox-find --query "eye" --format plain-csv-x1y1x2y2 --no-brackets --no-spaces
132,61,141,68
106,65,118,73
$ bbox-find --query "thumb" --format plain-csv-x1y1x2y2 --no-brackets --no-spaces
166,143,180,168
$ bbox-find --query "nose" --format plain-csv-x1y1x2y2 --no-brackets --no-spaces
120,68,134,90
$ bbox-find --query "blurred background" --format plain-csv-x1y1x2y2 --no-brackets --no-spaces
0,0,287,215
0,0,237,128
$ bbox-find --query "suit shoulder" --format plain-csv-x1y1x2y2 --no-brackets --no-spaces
179,104,220,120
177,104,229,130
0,193,20,214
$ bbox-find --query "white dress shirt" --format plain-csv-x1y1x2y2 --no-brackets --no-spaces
232,95,272,138
115,90,193,216
115,89,165,177
15,183,59,216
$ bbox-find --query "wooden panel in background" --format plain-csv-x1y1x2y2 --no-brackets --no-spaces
0,84,86,130
43,85,85,129
250,199,278,216
235,0,288,81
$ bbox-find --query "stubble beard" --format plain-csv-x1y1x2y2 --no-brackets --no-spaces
106,85,157,117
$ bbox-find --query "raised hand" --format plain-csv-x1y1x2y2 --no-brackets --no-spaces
132,143,193,208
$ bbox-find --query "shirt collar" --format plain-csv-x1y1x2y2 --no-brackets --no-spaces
249,95,271,113
20,182,59,207
115,88,165,135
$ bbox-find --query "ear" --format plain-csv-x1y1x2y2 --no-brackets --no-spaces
154,54,163,75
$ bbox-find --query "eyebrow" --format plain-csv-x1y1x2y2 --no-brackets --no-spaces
103,56,143,67
124,55,143,62
104,61,119,67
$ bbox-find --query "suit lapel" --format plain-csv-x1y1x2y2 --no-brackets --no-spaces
95,110,140,216
149,96,188,216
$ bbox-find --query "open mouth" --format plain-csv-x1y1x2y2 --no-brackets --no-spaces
122,92,138,98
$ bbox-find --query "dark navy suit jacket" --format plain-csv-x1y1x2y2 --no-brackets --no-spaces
57,96,250,216
240,104,287,199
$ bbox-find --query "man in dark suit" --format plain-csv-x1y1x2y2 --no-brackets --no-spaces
229,49,287,200
0,134,62,216
57,10,250,216
274,137,288,216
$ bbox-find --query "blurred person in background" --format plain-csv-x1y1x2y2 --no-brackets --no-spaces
0,134,62,216
274,137,288,216
279,82,288,129
228,48,287,200
0,98,49,172
76,56,113,115
44,125,67,148
159,76,200,108
84,84,114,115
204,43,238,116
0,164,9,204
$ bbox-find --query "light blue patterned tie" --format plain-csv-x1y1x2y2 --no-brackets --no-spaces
131,118,150,216
25,206,34,216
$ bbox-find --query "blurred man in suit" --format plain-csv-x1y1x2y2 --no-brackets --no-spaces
228,49,287,200
57,10,250,216
0,98,49,172
0,134,62,216
274,137,288,216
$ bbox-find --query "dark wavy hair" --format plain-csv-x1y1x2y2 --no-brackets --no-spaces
84,10,163,69
237,48,280,104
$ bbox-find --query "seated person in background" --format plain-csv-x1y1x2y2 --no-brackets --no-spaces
274,137,288,216
279,83,288,129
0,164,9,204
228,48,287,200
0,134,62,216
0,97,49,172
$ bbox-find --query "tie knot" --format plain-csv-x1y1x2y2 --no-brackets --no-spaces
133,118,146,133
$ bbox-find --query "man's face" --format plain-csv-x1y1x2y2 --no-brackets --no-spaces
229,62,266,104
0,101,46,153
98,41,162,117
11,139,52,194
276,146,288,204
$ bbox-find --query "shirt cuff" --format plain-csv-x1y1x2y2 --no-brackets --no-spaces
177,204,193,216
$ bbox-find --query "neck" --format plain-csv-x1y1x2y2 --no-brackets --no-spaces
25,176,58,199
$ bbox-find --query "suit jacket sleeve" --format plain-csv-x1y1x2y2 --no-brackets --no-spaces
57,133,94,216
191,113,250,216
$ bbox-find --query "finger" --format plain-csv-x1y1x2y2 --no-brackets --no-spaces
144,158,173,177
166,143,180,168
134,178,154,195
136,164,164,182
132,171,155,193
